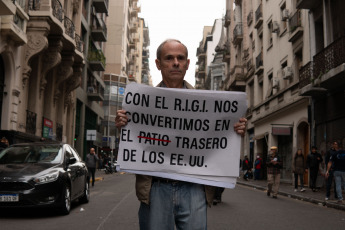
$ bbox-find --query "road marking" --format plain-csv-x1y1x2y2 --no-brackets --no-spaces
96,189,135,230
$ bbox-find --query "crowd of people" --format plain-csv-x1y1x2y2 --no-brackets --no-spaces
240,142,344,203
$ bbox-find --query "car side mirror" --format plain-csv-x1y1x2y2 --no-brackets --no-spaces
68,157,77,165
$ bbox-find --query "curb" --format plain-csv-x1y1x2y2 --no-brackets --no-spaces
237,181,345,211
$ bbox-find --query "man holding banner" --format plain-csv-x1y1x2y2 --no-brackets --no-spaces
115,39,247,230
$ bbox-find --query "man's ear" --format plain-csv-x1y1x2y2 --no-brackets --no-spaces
155,59,161,70
186,59,190,70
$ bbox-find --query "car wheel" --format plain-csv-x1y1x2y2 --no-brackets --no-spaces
79,180,90,204
59,185,71,215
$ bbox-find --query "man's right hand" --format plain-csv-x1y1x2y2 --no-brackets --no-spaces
115,110,128,129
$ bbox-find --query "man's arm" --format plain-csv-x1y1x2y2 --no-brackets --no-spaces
325,161,333,178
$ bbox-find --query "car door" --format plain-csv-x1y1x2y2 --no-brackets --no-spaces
67,146,85,196
64,146,80,199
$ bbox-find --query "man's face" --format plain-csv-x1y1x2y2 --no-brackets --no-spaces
155,41,190,85
312,148,316,153
90,148,95,154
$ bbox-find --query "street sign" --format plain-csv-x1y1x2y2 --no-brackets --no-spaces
118,87,125,95
86,130,97,141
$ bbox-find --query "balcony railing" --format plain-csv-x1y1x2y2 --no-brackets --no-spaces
255,4,263,29
75,34,83,52
290,10,302,33
314,36,345,81
91,16,107,41
28,0,40,11
299,36,345,88
255,51,264,75
87,82,104,101
298,61,313,88
52,0,63,22
88,49,106,71
26,110,37,135
14,0,27,12
233,23,243,45
64,16,75,39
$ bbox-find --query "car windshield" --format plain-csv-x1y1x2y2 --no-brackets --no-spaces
0,145,63,164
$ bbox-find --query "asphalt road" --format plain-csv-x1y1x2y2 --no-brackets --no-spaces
1,172,345,230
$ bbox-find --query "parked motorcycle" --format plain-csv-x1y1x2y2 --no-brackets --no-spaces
104,161,117,174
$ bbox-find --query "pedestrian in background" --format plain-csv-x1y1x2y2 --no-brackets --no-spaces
324,141,339,200
242,155,252,180
254,155,262,180
293,149,307,192
306,146,323,192
85,147,99,187
115,39,247,230
266,146,282,198
326,144,345,204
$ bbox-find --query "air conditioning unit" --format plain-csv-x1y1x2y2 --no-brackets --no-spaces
282,66,293,79
272,21,280,33
273,78,279,89
282,9,289,21
87,87,95,93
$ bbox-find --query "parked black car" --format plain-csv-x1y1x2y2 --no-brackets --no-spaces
0,143,89,215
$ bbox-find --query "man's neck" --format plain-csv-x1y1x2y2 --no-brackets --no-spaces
162,79,184,88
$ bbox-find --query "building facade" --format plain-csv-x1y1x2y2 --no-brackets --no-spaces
74,0,107,159
102,0,151,159
218,0,312,183
0,0,84,147
298,0,345,156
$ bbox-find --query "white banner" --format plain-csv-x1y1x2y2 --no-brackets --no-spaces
118,83,247,186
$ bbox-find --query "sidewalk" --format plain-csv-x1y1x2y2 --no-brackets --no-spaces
237,177,345,211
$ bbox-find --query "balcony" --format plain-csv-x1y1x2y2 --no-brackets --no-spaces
87,82,104,101
229,66,245,91
224,10,231,27
93,0,109,14
51,0,64,22
91,16,107,42
88,49,106,71
129,20,138,33
233,23,243,45
299,36,345,96
75,34,83,53
0,0,16,15
1,5,29,45
255,52,264,75
64,16,75,39
297,0,322,9
288,10,303,43
254,4,263,29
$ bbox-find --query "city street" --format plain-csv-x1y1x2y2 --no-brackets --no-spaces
1,172,345,230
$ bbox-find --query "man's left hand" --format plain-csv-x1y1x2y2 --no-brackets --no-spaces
234,118,247,136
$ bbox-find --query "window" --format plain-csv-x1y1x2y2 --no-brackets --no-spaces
267,21,273,48
280,2,288,34
266,73,273,98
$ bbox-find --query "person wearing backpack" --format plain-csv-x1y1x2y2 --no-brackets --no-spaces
325,145,345,204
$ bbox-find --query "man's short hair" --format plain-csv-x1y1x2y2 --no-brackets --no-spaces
156,39,188,60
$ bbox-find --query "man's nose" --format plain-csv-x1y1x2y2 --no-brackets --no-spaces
173,58,179,66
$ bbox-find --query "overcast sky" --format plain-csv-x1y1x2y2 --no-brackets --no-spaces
139,0,225,86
